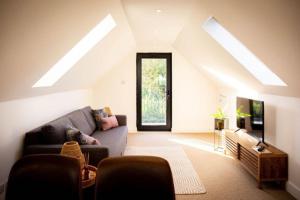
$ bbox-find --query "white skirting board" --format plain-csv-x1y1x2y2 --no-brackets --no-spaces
287,181,300,199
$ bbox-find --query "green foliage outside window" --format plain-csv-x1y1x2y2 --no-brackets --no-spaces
142,59,166,124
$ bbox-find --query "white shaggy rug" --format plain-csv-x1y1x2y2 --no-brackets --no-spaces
125,146,206,194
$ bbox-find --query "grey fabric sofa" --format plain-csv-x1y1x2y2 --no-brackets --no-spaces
23,106,128,167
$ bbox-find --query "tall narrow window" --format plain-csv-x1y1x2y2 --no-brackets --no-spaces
136,53,172,131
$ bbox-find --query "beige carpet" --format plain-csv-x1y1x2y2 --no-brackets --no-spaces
127,132,296,200
125,146,206,194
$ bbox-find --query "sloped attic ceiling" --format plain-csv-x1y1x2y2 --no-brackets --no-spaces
1,0,299,102
121,0,198,47
173,0,300,97
0,0,135,102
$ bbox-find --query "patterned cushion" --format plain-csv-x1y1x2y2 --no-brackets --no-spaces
93,109,108,130
66,126,82,142
65,125,100,145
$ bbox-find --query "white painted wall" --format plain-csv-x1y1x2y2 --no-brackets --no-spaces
0,89,92,199
221,90,300,199
263,94,300,199
92,48,219,132
92,51,137,131
172,50,219,132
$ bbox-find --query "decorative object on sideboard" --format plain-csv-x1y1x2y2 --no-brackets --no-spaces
60,141,85,170
212,107,226,130
235,105,251,132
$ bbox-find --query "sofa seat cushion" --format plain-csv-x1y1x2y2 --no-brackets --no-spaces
92,126,128,156
67,110,93,135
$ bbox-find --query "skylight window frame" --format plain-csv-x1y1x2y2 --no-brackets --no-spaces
202,17,287,86
33,14,116,88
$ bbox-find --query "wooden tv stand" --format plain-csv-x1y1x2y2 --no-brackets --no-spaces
225,130,288,189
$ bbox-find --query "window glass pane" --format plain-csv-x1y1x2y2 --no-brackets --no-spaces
141,58,167,125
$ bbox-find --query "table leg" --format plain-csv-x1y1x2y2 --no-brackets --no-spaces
257,181,262,189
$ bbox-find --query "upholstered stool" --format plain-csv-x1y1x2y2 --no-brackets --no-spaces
95,156,175,200
6,154,82,200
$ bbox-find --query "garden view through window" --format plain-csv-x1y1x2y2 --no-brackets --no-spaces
136,52,171,131
141,58,167,125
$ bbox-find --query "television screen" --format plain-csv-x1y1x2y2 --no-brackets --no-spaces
236,97,264,142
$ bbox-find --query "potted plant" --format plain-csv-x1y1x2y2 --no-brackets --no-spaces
236,105,251,129
212,107,226,130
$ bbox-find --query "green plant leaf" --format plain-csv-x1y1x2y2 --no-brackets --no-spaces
211,107,226,119
236,105,251,118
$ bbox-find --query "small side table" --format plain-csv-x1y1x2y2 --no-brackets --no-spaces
214,129,225,152
82,165,97,189
82,165,97,200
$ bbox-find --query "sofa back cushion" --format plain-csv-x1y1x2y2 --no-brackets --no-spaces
41,125,65,144
67,110,93,135
81,106,96,132
24,128,43,146
24,116,73,146
41,117,73,144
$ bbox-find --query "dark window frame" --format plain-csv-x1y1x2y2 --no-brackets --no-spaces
136,52,172,131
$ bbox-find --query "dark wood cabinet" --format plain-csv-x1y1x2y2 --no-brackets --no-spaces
225,130,288,188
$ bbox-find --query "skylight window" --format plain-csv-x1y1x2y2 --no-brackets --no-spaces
202,17,287,86
33,14,116,87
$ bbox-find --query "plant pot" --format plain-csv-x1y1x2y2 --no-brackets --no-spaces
214,119,224,130
237,118,245,129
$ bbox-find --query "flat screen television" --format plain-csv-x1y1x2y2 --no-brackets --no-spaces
236,97,265,144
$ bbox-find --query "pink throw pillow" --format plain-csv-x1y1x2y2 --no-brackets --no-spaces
101,115,119,131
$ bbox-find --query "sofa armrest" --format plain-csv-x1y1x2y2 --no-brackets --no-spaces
80,145,109,166
24,144,109,167
116,115,127,126
24,144,63,155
